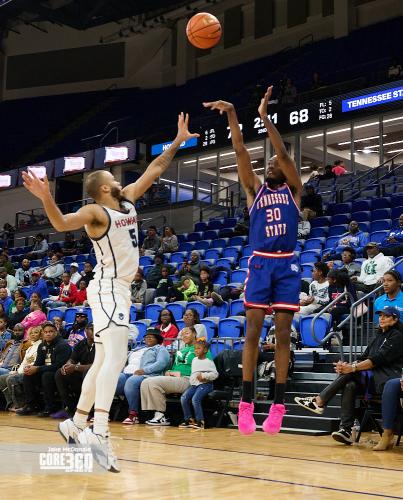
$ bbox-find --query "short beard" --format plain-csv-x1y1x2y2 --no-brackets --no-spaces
111,186,124,202
266,176,286,188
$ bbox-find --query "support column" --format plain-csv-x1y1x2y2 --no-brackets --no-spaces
334,0,356,39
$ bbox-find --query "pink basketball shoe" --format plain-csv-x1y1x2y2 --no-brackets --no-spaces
237,401,256,435
262,403,286,435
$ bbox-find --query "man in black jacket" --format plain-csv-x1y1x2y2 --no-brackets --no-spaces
17,321,71,417
301,184,323,221
295,306,403,444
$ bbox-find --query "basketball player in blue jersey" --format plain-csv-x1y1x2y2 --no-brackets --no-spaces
22,113,199,471
204,86,302,435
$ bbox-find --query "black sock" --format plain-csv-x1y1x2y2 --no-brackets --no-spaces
242,381,253,403
274,383,286,404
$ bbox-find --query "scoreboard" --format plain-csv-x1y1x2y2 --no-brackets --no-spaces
148,80,403,158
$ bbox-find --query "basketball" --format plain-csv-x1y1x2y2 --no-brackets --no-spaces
186,12,222,49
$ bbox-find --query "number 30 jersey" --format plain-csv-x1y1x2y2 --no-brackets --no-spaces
87,199,139,285
249,183,299,253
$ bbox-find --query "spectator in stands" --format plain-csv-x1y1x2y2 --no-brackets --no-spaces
73,280,87,307
146,254,164,289
159,227,178,254
388,57,402,81
27,234,48,260
131,269,147,305
52,323,95,418
17,321,71,416
141,226,160,256
69,262,82,286
117,329,170,425
27,271,49,300
326,269,357,336
219,283,245,302
297,212,310,239
52,315,67,338
45,271,78,309
333,247,362,278
324,221,368,259
0,287,12,315
0,278,9,296
380,214,403,257
61,232,77,256
281,78,297,104
43,254,64,285
233,207,250,236
65,309,88,347
318,164,336,181
332,160,347,176
80,261,94,288
9,290,28,313
300,184,323,220
0,253,15,277
15,259,34,286
179,339,217,429
0,322,25,376
351,243,393,294
167,277,198,303
373,376,403,451
0,223,15,248
190,268,224,306
299,262,329,315
374,270,403,322
21,300,47,339
155,309,179,345
177,308,207,343
307,165,320,182
311,71,323,90
295,306,403,445
177,250,201,284
141,327,199,426
0,315,12,351
2,325,43,411
76,231,92,254
155,266,173,301
0,267,17,293
8,298,28,329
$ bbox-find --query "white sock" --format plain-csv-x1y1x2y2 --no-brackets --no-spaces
73,412,88,430
93,411,109,436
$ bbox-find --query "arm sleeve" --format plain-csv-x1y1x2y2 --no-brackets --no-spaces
37,344,72,373
201,360,219,381
368,332,403,367
143,348,170,375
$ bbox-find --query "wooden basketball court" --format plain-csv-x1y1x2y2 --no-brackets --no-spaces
0,414,402,499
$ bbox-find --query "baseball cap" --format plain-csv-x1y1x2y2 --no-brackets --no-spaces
365,242,379,249
32,271,41,276
375,306,400,318
70,262,79,268
75,308,88,316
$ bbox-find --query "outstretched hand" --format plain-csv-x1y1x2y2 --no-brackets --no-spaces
176,112,200,143
203,100,234,114
258,85,273,118
22,169,51,201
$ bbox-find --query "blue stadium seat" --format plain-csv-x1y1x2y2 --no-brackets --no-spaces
84,307,93,323
391,194,403,207
370,220,391,232
309,227,328,238
328,225,348,236
129,305,137,323
372,208,391,221
218,317,245,339
209,302,229,319
178,242,195,253
216,258,234,270
176,319,184,331
369,231,389,244
194,240,211,251
64,308,78,326
187,232,203,242
229,299,245,316
352,199,371,212
208,219,223,230
301,264,314,279
391,206,403,219
358,222,370,233
372,197,390,209
200,259,215,267
205,248,221,260
166,302,186,321
300,250,321,264
211,238,228,249
75,254,88,263
299,315,332,347
142,265,153,276
229,235,248,246
30,259,41,267
223,246,241,259
186,301,207,319
331,214,350,225
213,271,228,286
303,238,325,251
194,222,207,232
219,228,235,238
48,309,64,322
145,303,163,321
63,256,74,264
209,341,230,356
239,256,250,268
242,245,252,257
223,217,237,229
230,269,247,283
200,319,216,341
203,229,220,240
310,216,331,228
139,256,154,267
177,234,187,244
352,211,370,223
133,321,147,341
170,252,186,265
394,260,403,278
328,202,351,215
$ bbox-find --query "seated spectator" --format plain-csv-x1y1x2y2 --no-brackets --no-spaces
17,321,71,416
65,309,88,347
318,164,336,181
2,325,43,411
0,253,15,277
76,231,92,254
311,71,323,90
8,298,28,328
295,306,403,444
189,268,224,306
388,58,402,80
177,250,201,284
52,315,67,338
299,262,329,315
0,223,15,248
233,207,250,236
141,327,200,426
380,214,403,257
300,184,323,220
43,255,64,285
297,212,310,239
167,277,198,303
332,160,347,176
374,270,403,322
8,290,29,315
326,269,357,337
0,287,12,315
159,227,178,254
0,322,25,376
324,221,368,259
219,283,245,302
179,339,218,429
21,299,47,339
373,376,403,451
0,267,17,293
69,262,82,286
53,323,95,418
177,308,207,346
155,309,179,345
15,258,34,286
44,271,78,309
116,329,170,425
131,269,147,305
281,78,297,104
27,271,49,300
0,315,12,351
146,254,164,289
331,247,361,278
27,234,49,260
80,261,94,288
141,226,160,256
351,243,393,294
73,280,87,307
62,231,77,256
155,265,174,300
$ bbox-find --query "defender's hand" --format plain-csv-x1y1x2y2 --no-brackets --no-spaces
176,112,200,143
203,100,235,114
258,86,273,118
22,170,51,201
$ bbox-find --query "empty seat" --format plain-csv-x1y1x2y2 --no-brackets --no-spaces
391,194,403,207
301,264,314,279
309,227,328,238
229,299,245,316
369,231,389,244
358,222,370,233
242,245,252,257
223,246,241,259
300,250,321,264
139,256,154,267
166,302,186,321
372,208,391,221
230,269,248,283
331,213,350,225
391,206,403,219
352,211,370,222
328,225,348,237
48,309,64,322
194,240,211,251
216,258,234,270
209,302,229,319
207,219,223,230
218,317,245,340
372,197,391,209
170,252,186,264
310,216,331,228
64,308,78,327
211,238,228,249
328,202,352,215
213,270,228,286
239,256,250,268
187,232,203,242
352,199,371,212
129,305,138,323
370,220,391,232
303,238,325,251
203,229,220,240
205,248,221,260
194,222,207,232
178,242,195,253
200,318,216,341
223,217,237,229
229,235,248,246
144,303,163,321
299,314,332,347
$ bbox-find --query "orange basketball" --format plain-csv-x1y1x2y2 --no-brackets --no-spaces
186,12,222,49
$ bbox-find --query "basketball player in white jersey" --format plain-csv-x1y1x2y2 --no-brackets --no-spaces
22,113,199,472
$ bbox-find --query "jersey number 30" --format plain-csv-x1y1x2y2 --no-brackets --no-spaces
129,229,138,248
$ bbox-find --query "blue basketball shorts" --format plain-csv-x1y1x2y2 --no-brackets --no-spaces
244,250,301,312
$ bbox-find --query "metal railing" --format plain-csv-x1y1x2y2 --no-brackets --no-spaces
196,180,243,222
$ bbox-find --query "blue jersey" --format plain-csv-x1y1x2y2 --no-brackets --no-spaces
249,183,299,253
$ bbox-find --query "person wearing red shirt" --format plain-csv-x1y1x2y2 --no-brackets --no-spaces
73,280,88,307
332,160,347,176
155,309,179,346
45,272,78,309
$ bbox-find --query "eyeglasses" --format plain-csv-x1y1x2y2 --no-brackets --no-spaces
76,314,87,318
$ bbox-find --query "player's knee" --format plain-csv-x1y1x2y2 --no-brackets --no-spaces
275,329,291,347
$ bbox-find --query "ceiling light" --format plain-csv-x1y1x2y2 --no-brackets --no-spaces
183,159,196,164
199,155,217,161
386,149,403,154
337,135,386,146
219,160,258,170
384,116,403,123
253,167,265,172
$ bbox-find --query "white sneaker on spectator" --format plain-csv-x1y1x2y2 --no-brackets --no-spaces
77,427,120,473
58,418,82,444
146,411,170,426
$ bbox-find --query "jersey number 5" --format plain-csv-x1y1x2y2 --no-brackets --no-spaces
129,229,138,248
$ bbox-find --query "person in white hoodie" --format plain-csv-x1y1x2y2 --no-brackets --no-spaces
351,242,393,294
179,339,218,429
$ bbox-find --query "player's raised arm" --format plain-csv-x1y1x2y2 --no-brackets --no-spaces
259,86,302,200
22,170,100,232
122,112,199,203
203,100,261,207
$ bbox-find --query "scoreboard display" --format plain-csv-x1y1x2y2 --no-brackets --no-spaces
148,80,403,158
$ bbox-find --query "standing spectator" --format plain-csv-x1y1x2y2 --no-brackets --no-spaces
159,227,178,254
281,78,297,104
233,207,250,236
73,280,87,307
0,223,15,248
8,298,28,328
0,288,12,315
0,323,25,376
332,160,347,176
0,253,15,277
69,262,82,286
15,259,34,286
318,164,336,181
299,262,329,315
351,243,393,294
311,72,323,90
76,231,92,254
297,213,311,239
380,214,403,257
27,234,48,260
374,270,403,322
179,339,218,429
17,321,71,416
53,323,95,418
155,265,174,300
141,226,160,256
324,221,368,259
301,184,323,220
146,254,164,289
155,309,179,345
21,300,47,339
27,271,49,300
65,309,88,347
0,315,12,351
0,267,17,293
131,269,147,305
43,255,64,285
80,261,94,287
62,232,77,256
44,272,78,309
388,58,402,80
177,250,201,284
